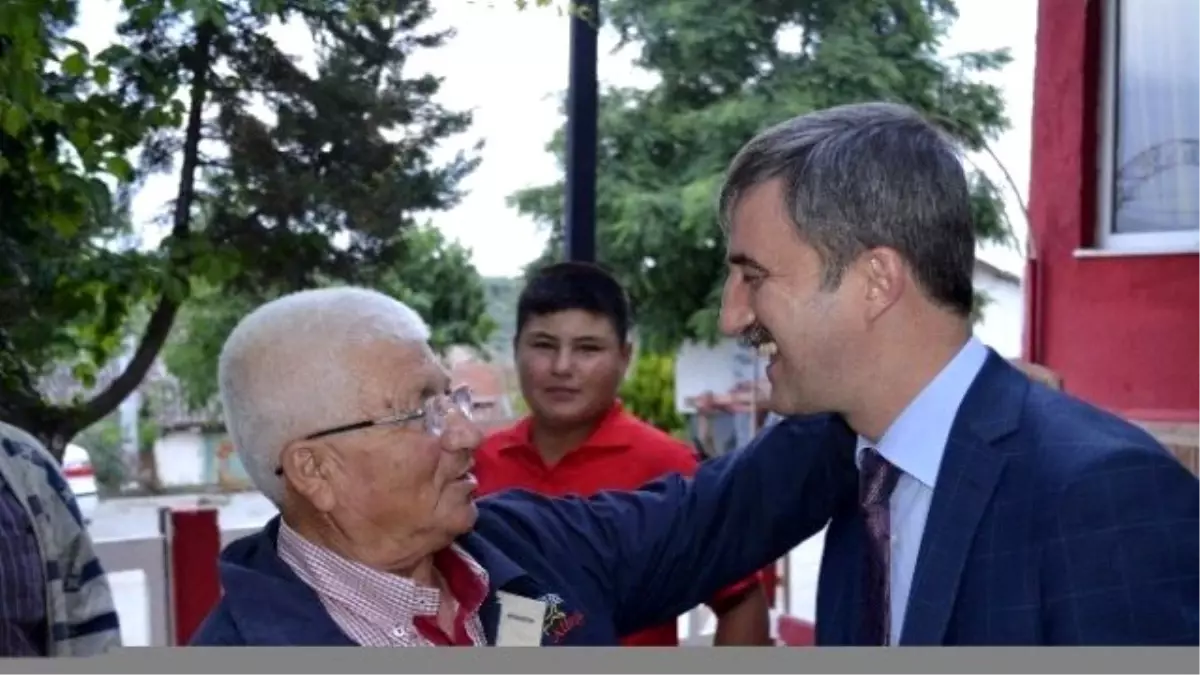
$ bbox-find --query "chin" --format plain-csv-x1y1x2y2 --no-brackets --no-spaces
447,502,479,535
767,391,813,417
535,404,587,425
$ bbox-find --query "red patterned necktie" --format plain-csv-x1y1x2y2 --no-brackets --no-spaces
859,447,900,646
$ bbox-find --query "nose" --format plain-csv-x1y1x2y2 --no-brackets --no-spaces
550,347,573,376
718,273,753,337
441,407,482,458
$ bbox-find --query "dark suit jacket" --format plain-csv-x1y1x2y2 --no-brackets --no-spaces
817,351,1200,645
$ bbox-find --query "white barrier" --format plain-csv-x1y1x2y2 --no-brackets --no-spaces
92,534,171,648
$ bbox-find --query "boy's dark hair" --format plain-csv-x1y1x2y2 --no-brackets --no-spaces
515,262,632,343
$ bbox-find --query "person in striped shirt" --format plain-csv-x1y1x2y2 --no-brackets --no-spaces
0,421,122,656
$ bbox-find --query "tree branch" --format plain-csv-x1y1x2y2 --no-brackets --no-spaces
980,141,1029,223
69,21,218,437
73,294,180,431
978,140,1034,258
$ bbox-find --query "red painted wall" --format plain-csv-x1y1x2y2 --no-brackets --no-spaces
1026,0,1198,422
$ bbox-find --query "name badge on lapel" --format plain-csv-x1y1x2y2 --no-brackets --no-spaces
494,591,547,647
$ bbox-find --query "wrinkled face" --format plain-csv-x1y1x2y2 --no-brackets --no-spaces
718,179,868,415
515,310,630,428
282,338,481,555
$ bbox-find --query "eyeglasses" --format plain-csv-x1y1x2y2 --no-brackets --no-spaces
273,386,474,476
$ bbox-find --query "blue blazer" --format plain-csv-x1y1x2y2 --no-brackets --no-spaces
816,352,1200,645
190,414,859,646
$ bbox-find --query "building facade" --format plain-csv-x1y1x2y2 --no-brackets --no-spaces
1026,0,1198,468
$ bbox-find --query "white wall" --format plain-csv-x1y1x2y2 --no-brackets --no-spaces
674,339,767,414
151,431,206,487
973,269,1024,358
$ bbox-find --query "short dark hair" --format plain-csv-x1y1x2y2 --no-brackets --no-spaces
718,101,976,316
516,262,632,343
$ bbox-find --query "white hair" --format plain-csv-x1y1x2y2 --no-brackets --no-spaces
217,286,431,504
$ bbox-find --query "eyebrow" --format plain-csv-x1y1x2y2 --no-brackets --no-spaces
527,331,610,344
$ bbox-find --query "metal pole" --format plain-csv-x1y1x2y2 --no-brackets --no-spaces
563,0,599,263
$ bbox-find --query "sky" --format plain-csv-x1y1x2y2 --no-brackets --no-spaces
75,0,1038,278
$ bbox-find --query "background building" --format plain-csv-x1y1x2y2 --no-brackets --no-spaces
1025,0,1198,471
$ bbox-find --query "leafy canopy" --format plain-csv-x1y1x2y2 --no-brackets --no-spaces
1,0,492,456
512,0,1015,352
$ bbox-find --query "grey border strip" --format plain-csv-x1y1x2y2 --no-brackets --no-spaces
8,646,1198,673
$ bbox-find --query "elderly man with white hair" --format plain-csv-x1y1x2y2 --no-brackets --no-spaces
190,286,857,647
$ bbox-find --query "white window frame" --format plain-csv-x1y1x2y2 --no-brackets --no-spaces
1092,0,1199,255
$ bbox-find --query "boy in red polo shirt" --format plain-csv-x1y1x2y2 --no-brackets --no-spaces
475,262,771,646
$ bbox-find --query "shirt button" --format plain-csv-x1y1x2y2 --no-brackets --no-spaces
391,627,410,639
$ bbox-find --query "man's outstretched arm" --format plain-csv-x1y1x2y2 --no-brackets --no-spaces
480,413,857,637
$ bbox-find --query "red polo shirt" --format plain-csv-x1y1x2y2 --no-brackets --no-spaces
474,403,761,647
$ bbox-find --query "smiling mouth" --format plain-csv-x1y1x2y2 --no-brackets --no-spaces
757,341,779,361
742,325,779,362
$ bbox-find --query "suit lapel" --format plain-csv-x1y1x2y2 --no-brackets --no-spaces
898,352,1024,645
898,430,1005,644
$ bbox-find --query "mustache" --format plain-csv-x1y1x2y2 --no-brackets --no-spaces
739,323,773,348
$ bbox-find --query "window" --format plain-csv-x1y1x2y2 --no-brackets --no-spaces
1096,0,1199,252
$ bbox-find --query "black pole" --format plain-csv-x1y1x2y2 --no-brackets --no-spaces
563,0,599,263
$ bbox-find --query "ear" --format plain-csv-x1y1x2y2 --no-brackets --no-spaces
860,247,907,321
279,441,338,513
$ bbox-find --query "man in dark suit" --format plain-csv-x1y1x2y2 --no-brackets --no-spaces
716,101,1199,645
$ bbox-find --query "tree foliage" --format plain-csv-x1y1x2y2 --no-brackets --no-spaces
1,0,491,458
619,348,684,436
0,0,186,453
72,408,157,494
164,223,495,410
512,0,1015,351
481,276,522,358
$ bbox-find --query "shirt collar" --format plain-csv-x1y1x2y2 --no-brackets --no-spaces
855,336,990,488
492,401,634,454
275,519,489,627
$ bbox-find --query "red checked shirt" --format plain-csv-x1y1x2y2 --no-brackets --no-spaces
276,520,489,647
474,402,761,647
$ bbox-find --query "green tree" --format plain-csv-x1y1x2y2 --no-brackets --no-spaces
1,0,482,459
481,276,522,358
371,226,496,360
163,224,496,410
619,349,684,435
0,0,191,457
512,0,1014,351
72,407,157,495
